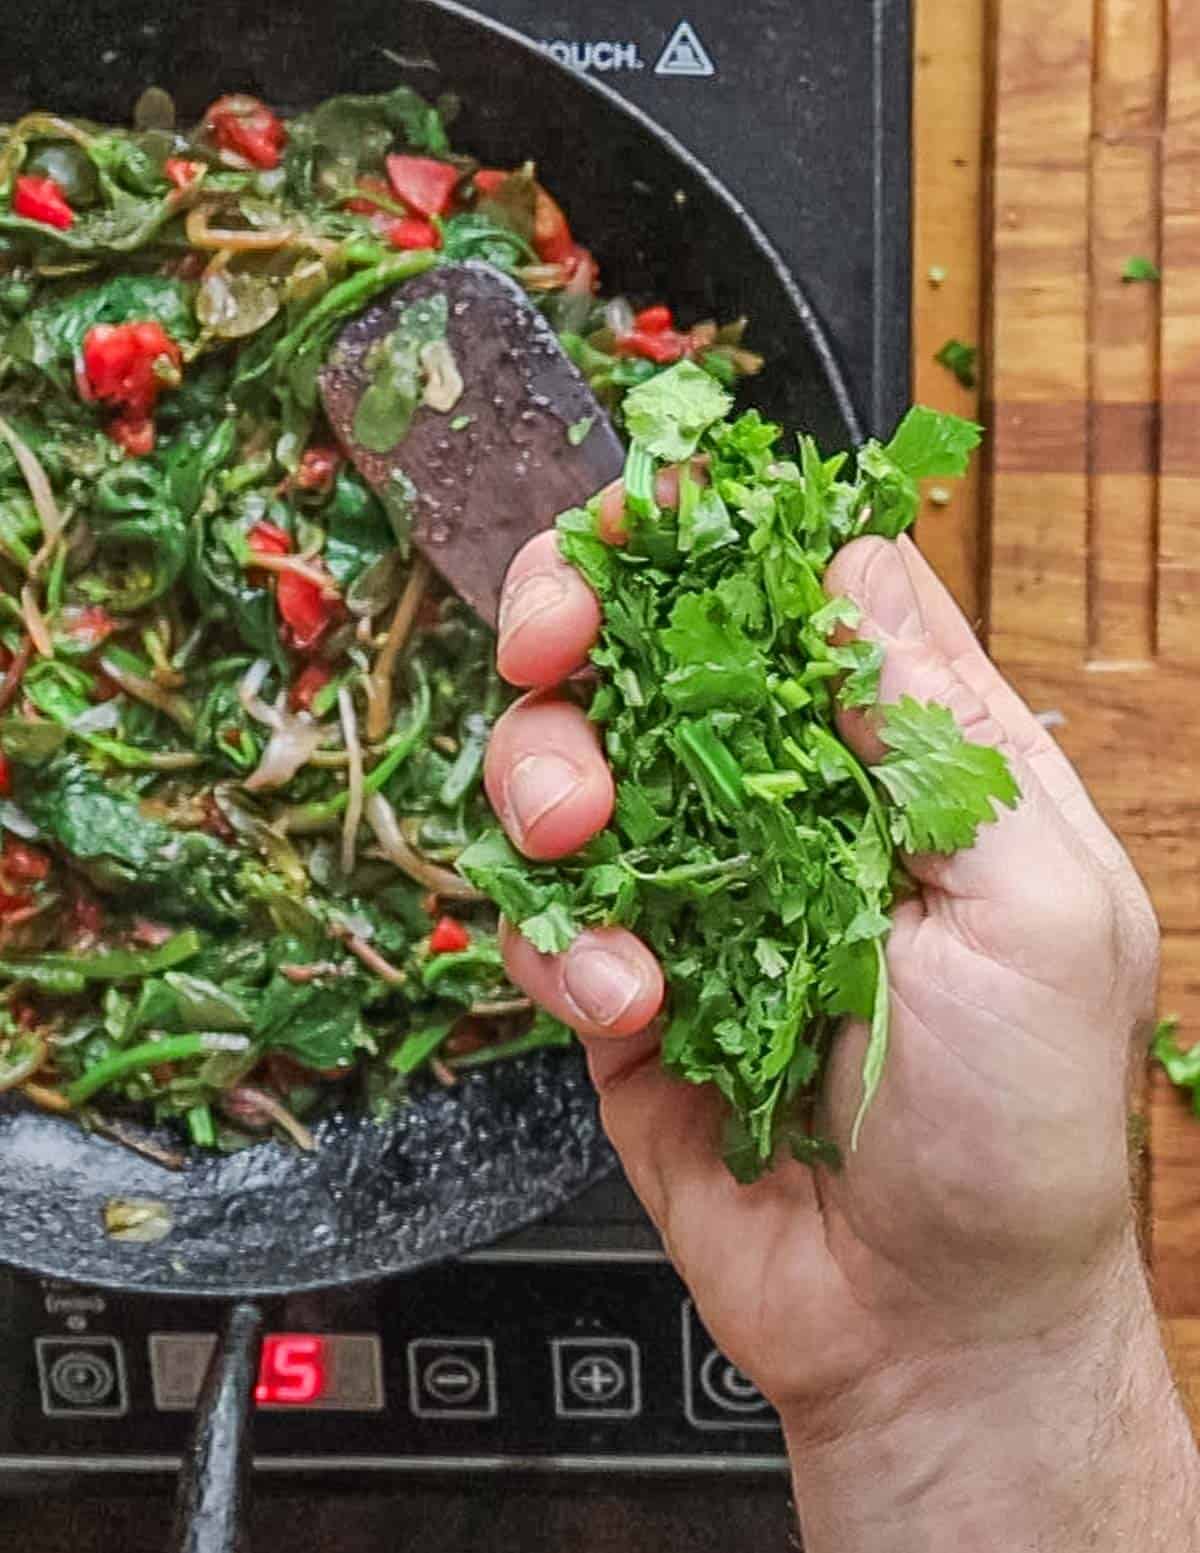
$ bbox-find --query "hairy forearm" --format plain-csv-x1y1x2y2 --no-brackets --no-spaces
784,1244,1200,1552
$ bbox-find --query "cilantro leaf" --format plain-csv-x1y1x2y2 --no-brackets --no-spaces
934,338,978,389
467,399,1006,1180
873,697,1021,853
887,406,984,481
660,592,768,712
621,360,733,460
1122,256,1161,284
1153,1018,1200,1093
858,408,982,538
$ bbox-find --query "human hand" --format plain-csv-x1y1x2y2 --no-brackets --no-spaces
485,518,1193,1548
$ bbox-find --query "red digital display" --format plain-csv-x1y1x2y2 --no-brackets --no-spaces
254,1334,327,1406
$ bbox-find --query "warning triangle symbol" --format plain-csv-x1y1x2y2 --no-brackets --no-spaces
654,20,716,78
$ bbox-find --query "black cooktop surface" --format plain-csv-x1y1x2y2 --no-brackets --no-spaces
0,0,908,1492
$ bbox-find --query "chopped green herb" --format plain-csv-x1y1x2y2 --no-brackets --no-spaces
1122,256,1161,284
450,414,473,432
462,368,1013,1180
935,338,978,389
1153,1018,1200,1116
566,415,594,447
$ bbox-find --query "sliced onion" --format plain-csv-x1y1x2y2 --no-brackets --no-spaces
221,1087,316,1151
604,296,635,337
186,204,295,252
0,413,67,553
330,920,406,986
242,550,340,594
237,659,276,725
366,556,430,743
245,712,326,791
0,799,41,840
100,656,194,731
70,699,122,734
20,583,53,658
365,793,484,900
338,686,364,878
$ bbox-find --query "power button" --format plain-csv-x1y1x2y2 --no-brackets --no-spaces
36,1336,128,1418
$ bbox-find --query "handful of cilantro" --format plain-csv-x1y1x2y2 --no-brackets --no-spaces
460,364,1020,1181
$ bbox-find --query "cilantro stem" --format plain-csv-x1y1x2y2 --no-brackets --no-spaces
808,724,890,843
850,938,890,1151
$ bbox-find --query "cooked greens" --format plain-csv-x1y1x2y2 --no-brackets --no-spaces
0,84,759,1151
461,368,1017,1179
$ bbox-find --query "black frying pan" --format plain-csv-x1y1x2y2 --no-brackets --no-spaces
0,0,858,1544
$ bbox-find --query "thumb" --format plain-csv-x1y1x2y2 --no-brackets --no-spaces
823,536,1101,901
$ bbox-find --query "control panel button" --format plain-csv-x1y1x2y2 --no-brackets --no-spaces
681,1302,779,1432
408,1338,497,1419
36,1336,128,1418
551,1337,641,1419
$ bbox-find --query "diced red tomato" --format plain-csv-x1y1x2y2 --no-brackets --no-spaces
3,840,50,882
387,216,441,251
81,321,182,456
204,94,287,169
0,753,9,797
295,446,341,493
613,328,691,365
276,569,336,651
221,726,243,749
429,916,471,955
533,185,574,263
473,168,510,197
385,155,460,218
0,890,32,918
164,157,204,190
61,605,119,652
248,520,292,556
634,305,674,334
289,662,333,713
12,174,73,230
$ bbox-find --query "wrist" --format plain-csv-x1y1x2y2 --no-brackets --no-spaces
782,1232,1200,1553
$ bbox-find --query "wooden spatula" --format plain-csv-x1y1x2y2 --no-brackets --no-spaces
320,261,625,626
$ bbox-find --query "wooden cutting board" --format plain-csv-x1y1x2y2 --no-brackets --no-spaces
914,0,1200,1411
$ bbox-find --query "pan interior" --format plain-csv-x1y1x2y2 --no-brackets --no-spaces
0,0,855,1296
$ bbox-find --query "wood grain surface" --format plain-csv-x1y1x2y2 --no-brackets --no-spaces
917,0,1200,1401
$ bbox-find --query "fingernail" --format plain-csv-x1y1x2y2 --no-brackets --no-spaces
504,753,580,843
862,543,923,640
563,947,646,1028
498,570,568,647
